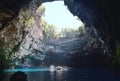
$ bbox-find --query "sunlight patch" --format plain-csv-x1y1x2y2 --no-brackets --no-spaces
41,1,83,32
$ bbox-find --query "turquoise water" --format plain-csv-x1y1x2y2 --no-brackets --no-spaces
4,67,120,81
4,68,50,72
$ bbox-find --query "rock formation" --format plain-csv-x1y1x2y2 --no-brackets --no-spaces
0,0,120,67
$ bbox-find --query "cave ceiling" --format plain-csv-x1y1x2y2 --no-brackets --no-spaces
0,0,120,54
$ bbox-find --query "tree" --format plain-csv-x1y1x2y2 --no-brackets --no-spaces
0,41,13,68
60,28,79,38
41,19,60,41
36,5,45,17
78,23,86,36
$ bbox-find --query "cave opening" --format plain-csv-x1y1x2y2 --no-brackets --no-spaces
1,0,120,81
21,0,110,67
10,0,109,68
38,1,86,66
0,0,111,69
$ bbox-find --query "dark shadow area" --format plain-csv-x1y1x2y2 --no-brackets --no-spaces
10,71,28,81
0,61,4,81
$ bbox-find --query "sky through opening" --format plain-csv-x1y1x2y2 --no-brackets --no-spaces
42,1,83,32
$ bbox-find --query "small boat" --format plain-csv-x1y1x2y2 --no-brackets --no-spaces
56,66,62,70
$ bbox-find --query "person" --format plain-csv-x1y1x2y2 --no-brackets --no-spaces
10,71,28,81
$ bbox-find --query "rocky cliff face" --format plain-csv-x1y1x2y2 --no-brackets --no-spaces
0,0,120,67
0,10,23,51
0,0,44,65
64,0,120,56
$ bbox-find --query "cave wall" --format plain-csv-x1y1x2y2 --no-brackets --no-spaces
0,0,31,14
0,0,44,60
0,0,120,56
64,0,120,56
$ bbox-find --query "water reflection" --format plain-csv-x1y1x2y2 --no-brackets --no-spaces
50,68,64,81
56,70,63,81
4,67,120,81
50,71,55,81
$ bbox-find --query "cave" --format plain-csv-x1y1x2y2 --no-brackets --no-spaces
0,0,120,81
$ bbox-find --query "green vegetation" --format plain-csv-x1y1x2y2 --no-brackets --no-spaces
0,42,13,68
25,5,45,28
60,23,86,38
61,28,79,38
44,24,60,39
116,43,120,62
79,24,86,36
41,19,83,41
41,19,60,40
26,17,35,27
37,5,45,16
39,4,83,40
